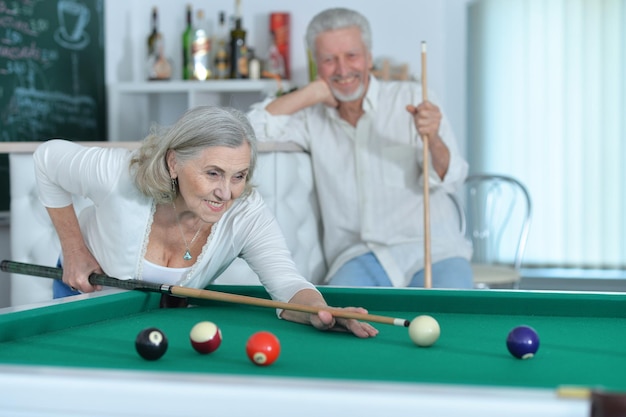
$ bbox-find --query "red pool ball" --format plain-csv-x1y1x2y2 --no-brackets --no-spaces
506,325,540,359
190,321,222,354
246,331,280,366
135,327,168,360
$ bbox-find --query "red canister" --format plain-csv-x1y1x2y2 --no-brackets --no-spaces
269,12,290,79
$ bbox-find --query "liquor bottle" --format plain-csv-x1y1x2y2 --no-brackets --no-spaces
229,0,248,79
248,48,260,80
182,4,194,80
147,7,159,58
213,11,230,79
307,47,317,82
191,9,211,80
146,7,172,80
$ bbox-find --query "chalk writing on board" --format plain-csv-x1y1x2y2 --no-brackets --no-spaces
0,0,105,142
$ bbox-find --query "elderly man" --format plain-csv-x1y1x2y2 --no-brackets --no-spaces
248,8,472,288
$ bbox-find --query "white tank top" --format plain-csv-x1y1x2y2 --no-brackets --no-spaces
142,259,191,285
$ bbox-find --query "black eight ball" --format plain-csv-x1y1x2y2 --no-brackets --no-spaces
135,327,168,360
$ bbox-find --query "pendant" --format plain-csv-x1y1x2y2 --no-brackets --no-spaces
183,250,192,261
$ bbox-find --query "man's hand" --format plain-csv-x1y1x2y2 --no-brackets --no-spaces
406,101,450,179
266,78,338,115
309,78,339,108
406,101,442,140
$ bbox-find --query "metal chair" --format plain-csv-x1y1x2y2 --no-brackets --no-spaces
451,174,532,289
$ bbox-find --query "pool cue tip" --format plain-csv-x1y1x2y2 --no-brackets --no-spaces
391,318,411,327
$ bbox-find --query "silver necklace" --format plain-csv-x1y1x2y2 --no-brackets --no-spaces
172,202,202,260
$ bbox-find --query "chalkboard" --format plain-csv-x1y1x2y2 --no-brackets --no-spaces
0,0,105,211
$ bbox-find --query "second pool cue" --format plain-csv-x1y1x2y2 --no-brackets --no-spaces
0,260,410,327
421,41,433,288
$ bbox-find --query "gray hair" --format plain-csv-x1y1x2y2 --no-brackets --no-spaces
305,8,372,58
130,106,257,203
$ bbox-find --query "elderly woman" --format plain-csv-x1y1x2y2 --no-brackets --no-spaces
33,105,377,338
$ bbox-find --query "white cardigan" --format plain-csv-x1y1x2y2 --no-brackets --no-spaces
33,139,317,303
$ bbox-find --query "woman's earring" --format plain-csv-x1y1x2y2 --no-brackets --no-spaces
171,177,178,193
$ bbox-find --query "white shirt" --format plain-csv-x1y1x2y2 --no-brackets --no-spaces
248,77,472,287
33,139,317,303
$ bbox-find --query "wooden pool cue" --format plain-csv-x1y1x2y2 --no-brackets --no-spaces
421,41,433,288
0,260,410,327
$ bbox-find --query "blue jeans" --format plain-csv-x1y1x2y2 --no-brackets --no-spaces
52,258,80,299
328,253,473,289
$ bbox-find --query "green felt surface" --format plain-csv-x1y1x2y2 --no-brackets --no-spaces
0,287,625,391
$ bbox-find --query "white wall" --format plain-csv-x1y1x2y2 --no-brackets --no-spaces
105,0,472,151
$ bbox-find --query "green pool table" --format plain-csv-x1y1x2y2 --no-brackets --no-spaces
0,285,624,416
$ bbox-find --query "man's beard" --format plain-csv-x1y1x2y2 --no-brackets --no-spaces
330,74,366,102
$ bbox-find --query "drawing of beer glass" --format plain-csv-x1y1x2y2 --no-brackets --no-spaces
58,0,90,43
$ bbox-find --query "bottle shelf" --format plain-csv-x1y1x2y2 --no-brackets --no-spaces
110,79,283,94
107,79,285,142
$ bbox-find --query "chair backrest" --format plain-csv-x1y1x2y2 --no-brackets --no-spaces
462,174,532,270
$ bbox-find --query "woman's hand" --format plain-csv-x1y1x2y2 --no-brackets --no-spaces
312,307,379,338
283,289,379,338
46,205,104,293
61,246,103,293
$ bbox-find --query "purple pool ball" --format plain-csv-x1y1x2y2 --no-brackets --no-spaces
506,325,540,359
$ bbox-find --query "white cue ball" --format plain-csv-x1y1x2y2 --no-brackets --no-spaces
408,315,440,347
